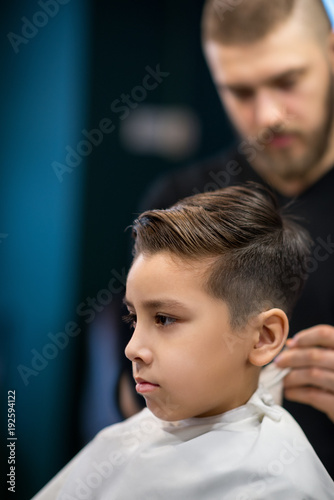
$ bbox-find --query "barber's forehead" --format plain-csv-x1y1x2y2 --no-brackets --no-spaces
322,0,334,28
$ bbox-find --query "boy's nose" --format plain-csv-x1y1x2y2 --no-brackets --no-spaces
125,328,153,365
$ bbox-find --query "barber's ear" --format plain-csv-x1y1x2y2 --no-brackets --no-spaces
248,309,289,367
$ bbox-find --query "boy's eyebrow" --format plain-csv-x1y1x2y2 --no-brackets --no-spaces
123,297,188,311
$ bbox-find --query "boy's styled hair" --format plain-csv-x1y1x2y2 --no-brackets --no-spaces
131,183,311,328
201,0,330,46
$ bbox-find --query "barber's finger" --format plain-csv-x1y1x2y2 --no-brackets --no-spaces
287,324,334,349
275,347,334,370
283,367,334,393
284,386,334,422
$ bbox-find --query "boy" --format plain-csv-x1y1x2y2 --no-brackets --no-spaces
33,184,334,499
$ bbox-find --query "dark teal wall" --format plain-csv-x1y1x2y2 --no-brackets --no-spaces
0,1,91,498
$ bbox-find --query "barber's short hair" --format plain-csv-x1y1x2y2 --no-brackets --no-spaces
201,0,330,46
131,183,312,328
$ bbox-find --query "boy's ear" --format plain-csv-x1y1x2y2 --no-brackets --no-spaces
248,309,289,367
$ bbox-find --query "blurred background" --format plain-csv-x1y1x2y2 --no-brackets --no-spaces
0,1,236,498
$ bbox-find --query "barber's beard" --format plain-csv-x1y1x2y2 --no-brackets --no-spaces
251,75,334,182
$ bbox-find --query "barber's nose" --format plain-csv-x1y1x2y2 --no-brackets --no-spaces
125,326,153,365
254,91,284,130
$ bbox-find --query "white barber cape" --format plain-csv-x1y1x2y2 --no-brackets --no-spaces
33,387,334,500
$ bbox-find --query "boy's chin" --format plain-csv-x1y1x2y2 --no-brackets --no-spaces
146,399,185,422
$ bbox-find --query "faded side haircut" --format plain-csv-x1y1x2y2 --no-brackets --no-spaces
201,0,331,46
131,183,312,328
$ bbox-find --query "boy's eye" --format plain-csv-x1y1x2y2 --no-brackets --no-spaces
122,312,176,329
122,312,137,329
155,315,176,327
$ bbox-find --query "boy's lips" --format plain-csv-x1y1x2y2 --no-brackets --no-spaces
135,377,160,394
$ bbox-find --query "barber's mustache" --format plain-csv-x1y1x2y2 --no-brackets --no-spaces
247,125,300,146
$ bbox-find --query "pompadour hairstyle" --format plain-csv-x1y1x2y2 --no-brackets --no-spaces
201,0,330,46
131,183,312,328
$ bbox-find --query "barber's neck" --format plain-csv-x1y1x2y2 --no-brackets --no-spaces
253,160,334,198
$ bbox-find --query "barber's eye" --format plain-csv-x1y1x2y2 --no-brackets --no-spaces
155,315,176,327
278,78,296,90
232,88,254,100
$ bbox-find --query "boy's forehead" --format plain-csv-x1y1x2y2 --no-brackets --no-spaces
126,251,195,288
125,251,218,305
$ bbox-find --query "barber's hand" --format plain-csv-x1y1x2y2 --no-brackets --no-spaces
275,324,334,423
